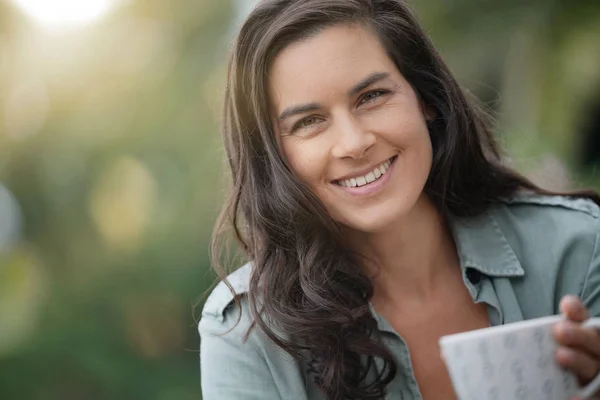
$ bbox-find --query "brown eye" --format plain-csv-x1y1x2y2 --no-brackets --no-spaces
291,116,323,133
358,89,388,106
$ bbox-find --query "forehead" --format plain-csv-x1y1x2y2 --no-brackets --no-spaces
268,24,397,109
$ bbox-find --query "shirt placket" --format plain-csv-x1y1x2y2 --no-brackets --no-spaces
371,309,423,400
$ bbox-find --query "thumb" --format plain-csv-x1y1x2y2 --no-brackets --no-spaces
559,295,589,322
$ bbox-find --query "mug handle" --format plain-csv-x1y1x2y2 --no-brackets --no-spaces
576,317,600,399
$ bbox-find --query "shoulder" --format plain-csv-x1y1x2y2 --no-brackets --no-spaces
198,263,303,398
499,191,599,220
451,192,599,280
490,192,600,296
493,191,600,239
198,262,264,358
198,263,301,375
201,262,252,323
491,192,600,315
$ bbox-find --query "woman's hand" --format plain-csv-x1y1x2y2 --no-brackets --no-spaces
553,295,600,400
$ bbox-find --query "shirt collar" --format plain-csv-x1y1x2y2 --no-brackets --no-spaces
449,209,524,278
371,210,525,333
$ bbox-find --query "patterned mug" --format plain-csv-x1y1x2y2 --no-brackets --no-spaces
439,315,600,400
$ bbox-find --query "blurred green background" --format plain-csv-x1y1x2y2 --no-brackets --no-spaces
0,0,598,399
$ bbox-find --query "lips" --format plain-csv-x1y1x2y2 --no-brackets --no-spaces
334,156,396,188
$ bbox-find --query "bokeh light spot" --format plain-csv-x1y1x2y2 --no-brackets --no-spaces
89,156,157,252
9,0,121,29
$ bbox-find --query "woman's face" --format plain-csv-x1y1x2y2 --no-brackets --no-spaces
269,24,433,233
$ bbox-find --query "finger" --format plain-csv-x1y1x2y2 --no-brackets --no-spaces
554,321,600,358
560,295,589,322
556,347,599,382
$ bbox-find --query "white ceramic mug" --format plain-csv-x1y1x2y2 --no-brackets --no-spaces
439,315,600,400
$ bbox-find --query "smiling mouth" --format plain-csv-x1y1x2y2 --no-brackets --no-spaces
334,156,397,188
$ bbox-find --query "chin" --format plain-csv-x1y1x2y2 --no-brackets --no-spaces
339,207,411,234
336,189,430,233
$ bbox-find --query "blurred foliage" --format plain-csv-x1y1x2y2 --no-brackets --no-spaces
417,0,600,182
0,0,234,398
0,0,598,399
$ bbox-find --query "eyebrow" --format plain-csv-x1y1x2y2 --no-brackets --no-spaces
347,71,390,97
277,71,391,121
278,103,321,121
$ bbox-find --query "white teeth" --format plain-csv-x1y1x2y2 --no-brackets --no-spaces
337,158,394,188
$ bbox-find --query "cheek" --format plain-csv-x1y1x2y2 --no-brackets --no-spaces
282,140,329,185
374,109,430,149
403,118,433,167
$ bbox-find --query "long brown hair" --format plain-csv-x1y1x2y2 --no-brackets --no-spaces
211,1,600,399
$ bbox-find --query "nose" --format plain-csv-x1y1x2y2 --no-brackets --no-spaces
330,112,376,159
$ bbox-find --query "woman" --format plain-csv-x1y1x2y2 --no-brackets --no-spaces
199,0,600,399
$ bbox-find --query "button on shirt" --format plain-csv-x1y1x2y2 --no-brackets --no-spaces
199,193,600,399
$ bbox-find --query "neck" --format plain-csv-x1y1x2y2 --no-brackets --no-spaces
346,195,459,307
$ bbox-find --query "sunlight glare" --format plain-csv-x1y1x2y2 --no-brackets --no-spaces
9,0,120,28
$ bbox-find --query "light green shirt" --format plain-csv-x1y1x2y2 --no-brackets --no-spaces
199,193,600,399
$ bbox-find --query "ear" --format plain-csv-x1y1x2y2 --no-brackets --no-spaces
419,100,436,122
